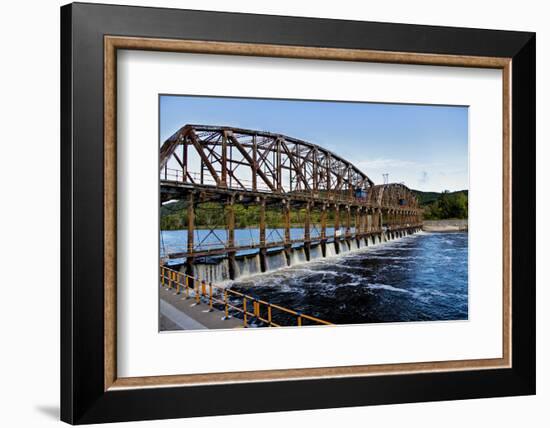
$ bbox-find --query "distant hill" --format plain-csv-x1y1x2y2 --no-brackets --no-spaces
412,189,468,219
413,189,468,207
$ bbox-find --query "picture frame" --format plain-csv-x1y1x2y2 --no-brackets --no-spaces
61,2,535,424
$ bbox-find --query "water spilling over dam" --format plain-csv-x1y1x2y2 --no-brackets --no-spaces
162,227,421,285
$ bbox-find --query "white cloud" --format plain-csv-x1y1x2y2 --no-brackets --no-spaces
356,158,420,171
353,157,466,191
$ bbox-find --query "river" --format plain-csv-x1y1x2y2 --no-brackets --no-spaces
228,231,468,324
161,229,468,325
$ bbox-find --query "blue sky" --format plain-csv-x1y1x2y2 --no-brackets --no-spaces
160,95,468,192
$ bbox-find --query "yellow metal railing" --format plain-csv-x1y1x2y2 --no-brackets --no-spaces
160,265,332,328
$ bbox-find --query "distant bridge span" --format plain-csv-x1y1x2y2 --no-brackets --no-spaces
160,125,422,277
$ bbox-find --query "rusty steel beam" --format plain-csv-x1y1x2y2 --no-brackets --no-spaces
280,140,311,191
160,125,379,195
304,202,311,243
345,206,351,238
283,202,291,246
259,198,266,246
226,196,235,248
186,192,195,253
221,131,228,187
188,131,221,185
320,205,327,240
334,204,340,238
228,134,278,192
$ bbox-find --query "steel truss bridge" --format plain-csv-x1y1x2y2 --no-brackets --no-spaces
160,124,422,278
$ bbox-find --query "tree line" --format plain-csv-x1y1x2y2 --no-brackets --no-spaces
160,201,336,230
160,189,468,230
416,190,468,220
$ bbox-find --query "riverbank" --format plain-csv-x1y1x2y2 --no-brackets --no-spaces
422,219,468,232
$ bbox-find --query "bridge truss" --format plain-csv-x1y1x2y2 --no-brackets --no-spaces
160,125,422,278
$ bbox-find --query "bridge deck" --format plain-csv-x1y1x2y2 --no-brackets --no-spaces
161,180,414,213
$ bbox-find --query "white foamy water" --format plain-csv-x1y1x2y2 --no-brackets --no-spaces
234,254,261,279
185,229,420,285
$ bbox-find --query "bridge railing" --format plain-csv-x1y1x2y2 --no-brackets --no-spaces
164,233,355,257
162,168,273,192
160,265,332,328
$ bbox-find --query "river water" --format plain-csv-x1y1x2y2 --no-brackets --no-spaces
229,232,468,324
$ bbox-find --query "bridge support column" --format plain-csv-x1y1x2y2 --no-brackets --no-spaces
345,205,351,238
398,210,402,232
283,200,291,265
186,192,195,288
398,210,402,228
368,209,373,233
396,210,400,229
251,135,258,191
334,204,340,254
220,131,228,187
361,208,367,236
304,202,311,261
353,207,361,239
259,198,267,272
320,204,327,257
226,196,236,279
182,136,188,183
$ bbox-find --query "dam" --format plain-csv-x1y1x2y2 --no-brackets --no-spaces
161,226,422,285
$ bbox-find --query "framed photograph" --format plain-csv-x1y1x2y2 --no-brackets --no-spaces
61,2,535,424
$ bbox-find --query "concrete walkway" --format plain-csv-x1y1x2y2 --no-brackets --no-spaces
159,286,243,331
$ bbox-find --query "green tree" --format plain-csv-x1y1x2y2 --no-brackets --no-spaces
421,190,468,220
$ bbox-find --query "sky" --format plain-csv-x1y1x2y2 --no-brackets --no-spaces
160,95,468,192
